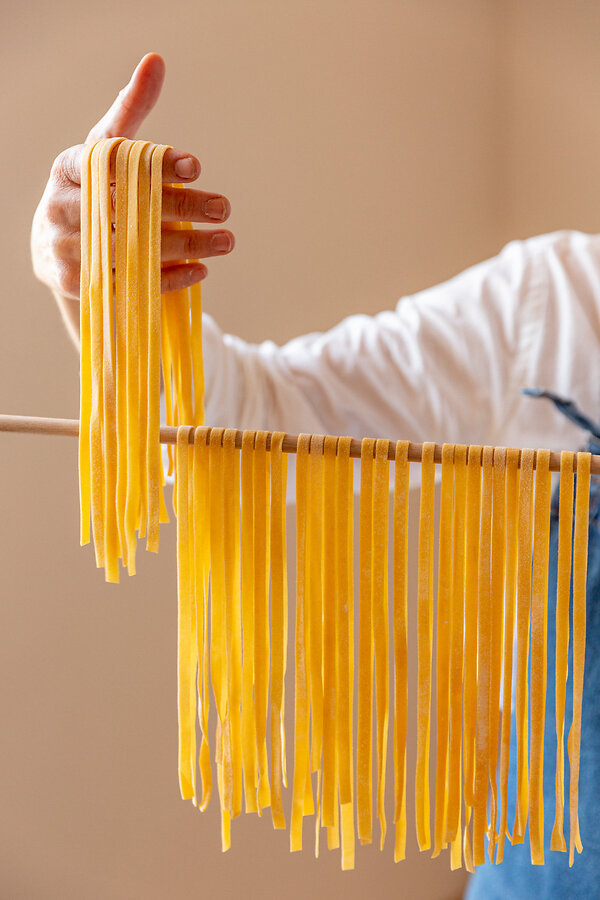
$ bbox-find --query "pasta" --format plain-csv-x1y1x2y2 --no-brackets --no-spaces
168,433,593,871
79,138,204,581
79,138,595,872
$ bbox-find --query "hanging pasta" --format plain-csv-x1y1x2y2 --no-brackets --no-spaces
79,138,204,581
73,135,597,873
166,431,593,871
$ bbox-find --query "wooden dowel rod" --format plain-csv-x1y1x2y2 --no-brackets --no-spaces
0,414,598,473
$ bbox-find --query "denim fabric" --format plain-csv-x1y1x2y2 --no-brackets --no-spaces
467,434,600,899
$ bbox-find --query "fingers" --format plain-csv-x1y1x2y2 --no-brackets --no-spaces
160,227,235,263
160,148,201,183
108,146,200,184
86,53,166,143
161,263,207,293
160,186,230,222
53,143,201,188
51,145,85,186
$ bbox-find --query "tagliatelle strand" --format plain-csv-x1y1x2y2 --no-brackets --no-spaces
513,448,535,845
393,441,410,863
529,449,551,865
569,451,591,866
496,447,520,863
357,438,375,845
416,442,435,852
551,451,574,853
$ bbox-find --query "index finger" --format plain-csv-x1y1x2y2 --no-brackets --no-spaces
54,143,200,186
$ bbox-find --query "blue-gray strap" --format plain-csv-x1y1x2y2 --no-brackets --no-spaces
522,387,600,441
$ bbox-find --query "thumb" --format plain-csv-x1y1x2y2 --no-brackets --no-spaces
85,52,166,143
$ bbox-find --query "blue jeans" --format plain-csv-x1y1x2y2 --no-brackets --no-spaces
467,436,600,899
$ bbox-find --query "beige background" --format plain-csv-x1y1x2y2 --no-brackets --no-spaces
1,1,599,898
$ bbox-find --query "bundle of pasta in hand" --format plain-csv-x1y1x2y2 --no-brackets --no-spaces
79,137,204,581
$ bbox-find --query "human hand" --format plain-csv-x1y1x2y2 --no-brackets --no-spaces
31,52,234,303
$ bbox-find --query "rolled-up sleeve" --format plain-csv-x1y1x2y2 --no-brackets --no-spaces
200,230,600,452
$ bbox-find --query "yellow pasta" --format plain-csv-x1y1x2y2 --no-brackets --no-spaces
529,449,551,864
373,439,390,851
270,432,288,830
496,447,520,863
445,444,467,853
192,426,212,811
569,451,591,866
79,139,596,872
433,444,454,858
254,431,271,815
322,435,338,832
473,446,493,867
223,428,243,819
308,434,325,857
463,444,482,872
337,436,355,869
416,442,435,852
513,448,535,845
488,447,507,860
290,434,311,852
392,440,410,863
357,437,375,845
80,138,203,581
176,425,196,801
241,430,258,814
551,450,574,852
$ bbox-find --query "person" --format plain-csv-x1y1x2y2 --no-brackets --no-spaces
31,52,600,900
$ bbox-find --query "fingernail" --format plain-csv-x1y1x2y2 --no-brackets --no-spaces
211,233,233,253
175,157,197,179
189,266,205,281
204,198,228,221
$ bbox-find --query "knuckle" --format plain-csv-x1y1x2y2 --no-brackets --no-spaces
45,192,66,227
161,270,174,292
50,230,70,261
56,261,80,297
51,150,70,183
176,191,194,222
183,231,198,257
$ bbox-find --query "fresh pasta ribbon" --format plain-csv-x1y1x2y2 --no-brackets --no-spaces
290,434,311,852
496,447,520,863
392,440,410,864
473,446,493,867
322,435,338,830
336,436,355,870
176,426,196,801
445,444,467,850
239,431,258,813
463,444,482,870
373,439,390,852
513,448,535,845
529,449,551,864
569,451,591,866
416,442,435,852
357,438,375,845
551,450,574,853
433,444,454,858
192,426,212,811
487,447,507,862
270,432,288,830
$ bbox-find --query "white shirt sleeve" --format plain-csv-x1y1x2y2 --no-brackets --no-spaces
201,230,600,453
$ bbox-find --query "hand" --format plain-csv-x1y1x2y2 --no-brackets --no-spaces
31,52,234,307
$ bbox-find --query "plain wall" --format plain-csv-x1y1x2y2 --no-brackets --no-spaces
1,2,598,898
